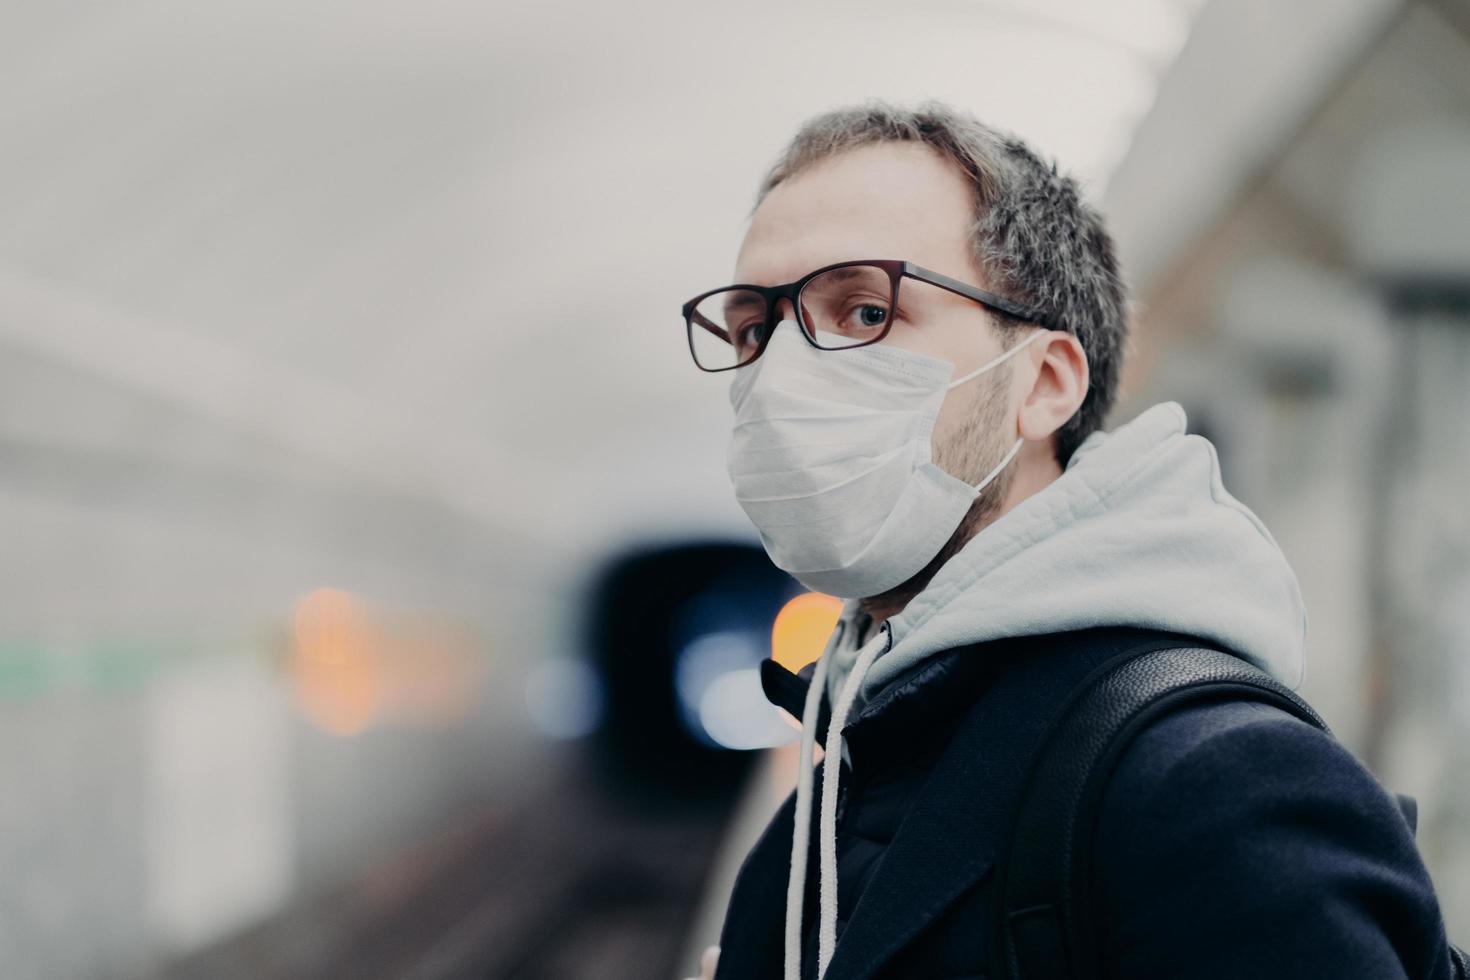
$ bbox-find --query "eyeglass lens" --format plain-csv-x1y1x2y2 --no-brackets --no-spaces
687,263,896,370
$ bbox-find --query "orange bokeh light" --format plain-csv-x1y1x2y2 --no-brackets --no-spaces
771,592,843,673
290,588,380,736
288,589,484,736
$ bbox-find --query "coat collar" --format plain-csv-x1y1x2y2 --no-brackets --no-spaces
727,626,1196,980
760,635,997,782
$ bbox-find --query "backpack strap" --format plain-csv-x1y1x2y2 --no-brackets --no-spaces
1453,942,1470,980
992,643,1331,980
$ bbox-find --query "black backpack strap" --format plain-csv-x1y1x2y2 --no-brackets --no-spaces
992,643,1330,980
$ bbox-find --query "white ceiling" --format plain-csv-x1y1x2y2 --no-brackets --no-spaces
16,0,1399,629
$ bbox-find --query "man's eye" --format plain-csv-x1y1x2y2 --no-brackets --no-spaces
735,321,770,349
837,303,889,333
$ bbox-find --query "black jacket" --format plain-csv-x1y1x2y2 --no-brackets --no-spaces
713,626,1460,980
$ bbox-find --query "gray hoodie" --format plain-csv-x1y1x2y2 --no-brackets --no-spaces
785,398,1309,980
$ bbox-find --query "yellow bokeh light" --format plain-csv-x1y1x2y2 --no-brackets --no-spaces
771,592,843,673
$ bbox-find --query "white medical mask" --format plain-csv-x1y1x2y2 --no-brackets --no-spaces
727,320,1047,598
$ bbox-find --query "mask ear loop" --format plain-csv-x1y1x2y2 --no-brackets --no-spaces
970,435,1026,494
945,329,1049,493
945,327,1049,390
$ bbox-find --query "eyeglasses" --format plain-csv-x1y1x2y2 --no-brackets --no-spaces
680,258,1059,372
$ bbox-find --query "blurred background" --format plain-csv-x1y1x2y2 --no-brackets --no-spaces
1,0,1467,977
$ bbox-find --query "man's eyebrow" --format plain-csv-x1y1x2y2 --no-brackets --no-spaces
819,267,870,284
722,292,766,317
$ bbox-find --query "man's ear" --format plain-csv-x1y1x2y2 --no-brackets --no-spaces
1017,331,1088,443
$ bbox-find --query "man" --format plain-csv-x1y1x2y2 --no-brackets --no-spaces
680,100,1462,979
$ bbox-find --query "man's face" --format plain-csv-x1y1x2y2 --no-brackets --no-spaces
732,141,1021,487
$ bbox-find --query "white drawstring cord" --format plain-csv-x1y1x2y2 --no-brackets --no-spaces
784,622,840,980
815,628,888,978
783,618,891,980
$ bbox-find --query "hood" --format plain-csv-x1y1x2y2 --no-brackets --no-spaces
782,399,1309,980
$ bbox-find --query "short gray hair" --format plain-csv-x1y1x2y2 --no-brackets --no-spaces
751,98,1129,467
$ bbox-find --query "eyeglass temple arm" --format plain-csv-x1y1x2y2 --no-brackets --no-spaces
690,308,732,344
904,262,1057,330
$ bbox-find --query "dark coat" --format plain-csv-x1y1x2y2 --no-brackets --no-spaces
713,625,1460,980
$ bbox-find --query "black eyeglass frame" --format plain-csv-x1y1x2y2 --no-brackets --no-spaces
680,258,1061,373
